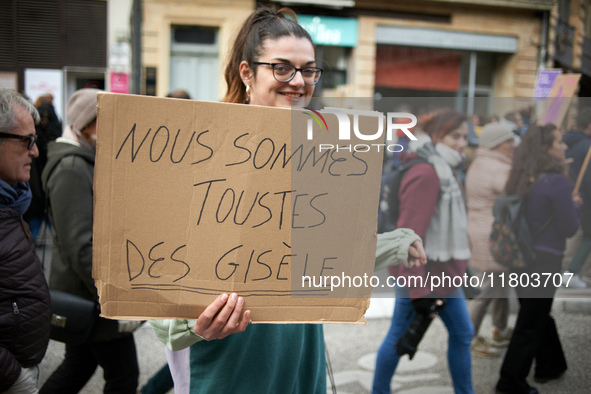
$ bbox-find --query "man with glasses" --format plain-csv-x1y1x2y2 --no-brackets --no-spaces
0,89,51,393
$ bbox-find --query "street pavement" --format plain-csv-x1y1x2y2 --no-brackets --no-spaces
36,235,591,393
39,287,591,393
324,292,591,394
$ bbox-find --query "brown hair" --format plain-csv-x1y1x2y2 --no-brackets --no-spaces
421,108,468,143
504,124,565,197
166,89,192,99
222,5,314,104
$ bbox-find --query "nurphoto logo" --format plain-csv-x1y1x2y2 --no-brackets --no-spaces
304,107,418,152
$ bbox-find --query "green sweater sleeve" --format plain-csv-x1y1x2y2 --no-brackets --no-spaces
374,228,421,271
149,319,203,351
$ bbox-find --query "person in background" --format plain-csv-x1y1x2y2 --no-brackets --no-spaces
462,114,480,173
149,6,426,393
23,93,62,241
166,89,192,99
471,114,492,137
0,89,51,393
519,105,534,133
388,103,414,171
561,107,591,288
465,123,516,358
495,124,580,394
501,111,524,137
40,88,140,394
372,109,474,394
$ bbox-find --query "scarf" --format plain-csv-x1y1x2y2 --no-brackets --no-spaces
0,179,32,215
58,124,95,152
414,139,471,262
435,142,464,169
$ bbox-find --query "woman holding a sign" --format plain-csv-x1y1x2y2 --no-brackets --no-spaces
495,124,581,394
149,5,426,393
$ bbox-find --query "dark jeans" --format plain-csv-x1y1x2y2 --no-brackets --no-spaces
141,363,174,394
496,252,567,394
40,335,139,394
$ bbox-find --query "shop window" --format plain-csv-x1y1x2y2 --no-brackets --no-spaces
144,67,157,96
173,26,216,45
375,46,461,93
315,46,350,94
459,52,494,88
170,25,219,101
374,46,495,115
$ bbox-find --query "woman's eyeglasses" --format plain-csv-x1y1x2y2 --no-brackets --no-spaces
254,62,323,85
0,132,38,150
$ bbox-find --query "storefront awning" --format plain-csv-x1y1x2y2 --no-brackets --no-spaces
376,25,518,53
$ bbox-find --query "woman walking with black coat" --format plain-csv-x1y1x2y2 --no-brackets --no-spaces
495,124,581,394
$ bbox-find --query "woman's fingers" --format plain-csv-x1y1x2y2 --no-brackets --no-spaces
195,293,227,329
216,294,248,338
221,298,251,338
408,241,427,266
194,293,251,340
236,310,251,333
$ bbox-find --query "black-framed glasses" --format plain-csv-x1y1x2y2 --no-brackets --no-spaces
253,62,323,85
0,132,38,150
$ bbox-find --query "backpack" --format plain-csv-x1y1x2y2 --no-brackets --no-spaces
489,175,552,269
377,158,428,234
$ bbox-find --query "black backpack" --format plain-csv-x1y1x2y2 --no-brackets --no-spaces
377,158,428,233
489,174,552,269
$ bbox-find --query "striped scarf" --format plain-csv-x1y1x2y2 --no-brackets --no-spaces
414,140,471,262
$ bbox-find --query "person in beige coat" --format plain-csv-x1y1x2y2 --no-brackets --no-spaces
466,123,516,357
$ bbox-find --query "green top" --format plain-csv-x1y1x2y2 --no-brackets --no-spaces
149,228,419,393
189,324,325,393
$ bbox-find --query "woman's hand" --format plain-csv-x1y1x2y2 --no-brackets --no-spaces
194,293,251,340
408,240,427,267
573,191,583,207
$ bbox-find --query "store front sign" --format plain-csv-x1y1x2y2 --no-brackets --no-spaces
110,72,130,94
299,15,358,47
24,69,63,120
534,69,562,98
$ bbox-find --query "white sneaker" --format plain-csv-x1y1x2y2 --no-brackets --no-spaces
564,272,588,288
471,336,501,358
491,327,513,348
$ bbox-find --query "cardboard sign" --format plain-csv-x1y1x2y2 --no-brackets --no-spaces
93,93,383,323
542,73,581,126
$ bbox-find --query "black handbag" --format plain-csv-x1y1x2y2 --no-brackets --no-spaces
49,290,99,346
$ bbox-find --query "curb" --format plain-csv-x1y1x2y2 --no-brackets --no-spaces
554,288,591,314
366,290,591,320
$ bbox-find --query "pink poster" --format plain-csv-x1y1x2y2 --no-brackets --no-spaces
110,72,129,94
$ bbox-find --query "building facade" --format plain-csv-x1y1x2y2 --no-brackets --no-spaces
0,0,108,120
10,1,591,121
548,0,591,96
136,0,555,115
